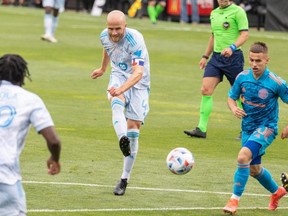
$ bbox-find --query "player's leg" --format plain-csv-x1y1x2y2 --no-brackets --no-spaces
114,120,141,196
147,0,157,24
223,144,252,214
248,127,287,210
111,97,127,140
51,10,59,40
184,53,222,138
42,5,54,39
155,0,166,18
41,0,58,42
252,165,286,210
121,121,141,180
198,78,217,133
180,0,188,23
0,181,27,216
51,0,65,40
191,0,200,24
184,77,220,138
114,88,149,196
108,74,129,158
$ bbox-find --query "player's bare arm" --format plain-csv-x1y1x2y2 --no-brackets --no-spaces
40,126,61,175
108,65,144,97
227,97,246,119
199,34,214,69
221,30,249,57
91,49,110,79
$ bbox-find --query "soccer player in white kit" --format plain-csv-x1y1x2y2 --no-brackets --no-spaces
41,0,65,43
0,54,61,215
91,10,150,196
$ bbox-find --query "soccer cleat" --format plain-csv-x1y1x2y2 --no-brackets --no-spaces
268,186,287,210
281,172,288,192
119,136,130,157
184,127,206,138
113,178,128,196
41,34,58,43
223,198,239,215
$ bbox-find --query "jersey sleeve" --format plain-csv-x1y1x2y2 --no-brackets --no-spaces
129,32,147,67
278,78,288,103
30,96,54,132
236,7,249,31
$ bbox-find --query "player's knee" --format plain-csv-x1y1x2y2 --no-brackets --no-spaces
200,87,213,96
237,155,249,165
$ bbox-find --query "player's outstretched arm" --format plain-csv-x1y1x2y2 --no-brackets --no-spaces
91,48,110,79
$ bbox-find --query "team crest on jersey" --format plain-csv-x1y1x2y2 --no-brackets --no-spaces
258,88,268,99
0,105,16,128
118,62,128,71
223,21,230,29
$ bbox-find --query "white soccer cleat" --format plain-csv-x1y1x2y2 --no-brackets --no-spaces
41,34,58,43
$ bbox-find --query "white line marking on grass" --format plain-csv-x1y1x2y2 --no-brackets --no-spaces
27,206,288,213
23,181,288,213
23,180,284,197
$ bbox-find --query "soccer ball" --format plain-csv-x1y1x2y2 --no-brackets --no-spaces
166,147,194,175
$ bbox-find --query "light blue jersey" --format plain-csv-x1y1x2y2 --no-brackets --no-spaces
229,68,288,135
100,27,150,89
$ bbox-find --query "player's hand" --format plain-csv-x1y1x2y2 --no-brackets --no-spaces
221,47,233,57
199,58,207,70
232,107,246,119
47,158,61,175
281,126,288,139
107,87,123,97
91,68,105,79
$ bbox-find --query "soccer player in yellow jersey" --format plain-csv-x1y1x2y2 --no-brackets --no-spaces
184,0,249,139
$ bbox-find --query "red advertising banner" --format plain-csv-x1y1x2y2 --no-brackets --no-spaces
167,0,213,16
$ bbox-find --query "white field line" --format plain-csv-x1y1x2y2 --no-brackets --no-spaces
27,206,288,213
23,180,288,213
23,180,283,197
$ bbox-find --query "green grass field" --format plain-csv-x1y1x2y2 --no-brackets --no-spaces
1,6,288,216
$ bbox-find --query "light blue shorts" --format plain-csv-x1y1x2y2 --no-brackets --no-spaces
108,73,150,122
242,126,276,156
0,181,27,216
42,0,65,9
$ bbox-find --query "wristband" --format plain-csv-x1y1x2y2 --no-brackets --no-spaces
229,44,237,52
202,55,209,59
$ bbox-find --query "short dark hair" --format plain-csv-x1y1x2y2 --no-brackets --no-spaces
249,42,268,54
0,54,31,86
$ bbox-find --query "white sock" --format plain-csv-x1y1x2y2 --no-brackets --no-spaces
44,14,53,36
231,194,240,201
121,129,139,180
52,16,59,36
111,98,127,140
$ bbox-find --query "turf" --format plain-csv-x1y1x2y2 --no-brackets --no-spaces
1,6,288,216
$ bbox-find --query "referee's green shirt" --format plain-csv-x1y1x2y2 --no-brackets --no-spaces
210,4,249,53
